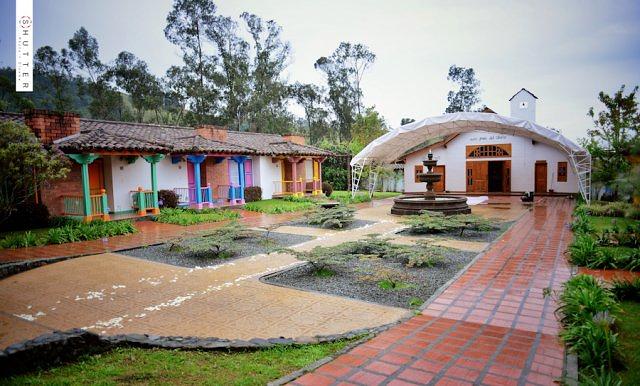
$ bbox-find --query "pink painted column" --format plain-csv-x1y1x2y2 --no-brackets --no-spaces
291,160,297,196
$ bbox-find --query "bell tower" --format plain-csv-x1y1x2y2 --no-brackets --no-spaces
509,88,537,122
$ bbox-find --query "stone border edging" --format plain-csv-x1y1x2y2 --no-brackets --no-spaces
0,320,405,378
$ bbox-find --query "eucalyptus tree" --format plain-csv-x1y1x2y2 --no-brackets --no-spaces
315,42,376,141
67,27,123,120
108,51,163,122
291,82,329,143
165,0,220,122
241,12,292,133
34,46,74,111
444,65,481,113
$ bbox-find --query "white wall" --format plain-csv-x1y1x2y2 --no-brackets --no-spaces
105,155,187,213
255,156,282,199
403,130,579,194
304,159,313,179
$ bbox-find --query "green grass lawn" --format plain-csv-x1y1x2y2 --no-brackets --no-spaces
154,208,240,226
616,301,640,385
2,341,351,385
243,198,316,214
589,215,639,232
329,190,401,204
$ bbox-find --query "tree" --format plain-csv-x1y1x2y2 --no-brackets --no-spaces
315,42,376,142
107,52,163,122
241,12,293,133
291,82,329,144
67,27,123,120
583,85,640,192
34,46,74,111
401,118,415,126
0,72,34,111
206,14,250,128
445,65,481,113
350,107,388,154
165,0,220,123
0,122,70,225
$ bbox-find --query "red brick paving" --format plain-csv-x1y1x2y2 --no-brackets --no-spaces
0,209,305,264
292,198,574,385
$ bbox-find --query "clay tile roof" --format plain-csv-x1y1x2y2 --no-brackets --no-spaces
0,111,25,124
226,131,331,156
55,119,252,154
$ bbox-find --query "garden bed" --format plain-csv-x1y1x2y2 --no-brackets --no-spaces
121,231,313,268
264,245,475,309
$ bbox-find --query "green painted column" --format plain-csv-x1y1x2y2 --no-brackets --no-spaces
68,153,100,221
143,154,166,214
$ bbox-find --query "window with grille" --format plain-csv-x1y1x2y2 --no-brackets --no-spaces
466,144,511,158
557,161,567,182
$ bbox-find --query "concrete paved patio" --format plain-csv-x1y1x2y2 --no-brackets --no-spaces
0,196,530,357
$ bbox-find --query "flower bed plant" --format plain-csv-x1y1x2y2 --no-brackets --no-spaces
243,196,316,214
569,208,640,270
554,274,621,384
153,208,239,226
577,201,640,220
0,219,137,249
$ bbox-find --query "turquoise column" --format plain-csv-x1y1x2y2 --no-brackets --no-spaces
143,154,165,214
187,155,206,208
68,153,100,221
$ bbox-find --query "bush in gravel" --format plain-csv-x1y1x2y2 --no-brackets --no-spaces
168,222,258,259
357,257,413,290
158,190,179,208
287,235,448,272
244,186,262,203
403,211,496,236
154,208,239,226
555,275,620,375
307,204,355,229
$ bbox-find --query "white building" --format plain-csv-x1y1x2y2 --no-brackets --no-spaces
351,89,590,200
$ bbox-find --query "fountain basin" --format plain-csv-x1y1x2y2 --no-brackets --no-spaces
390,195,471,215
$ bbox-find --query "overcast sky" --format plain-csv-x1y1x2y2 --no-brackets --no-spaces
1,0,639,141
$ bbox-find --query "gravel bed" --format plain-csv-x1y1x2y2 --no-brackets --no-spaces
264,248,476,309
284,219,377,230
120,232,313,268
398,221,513,243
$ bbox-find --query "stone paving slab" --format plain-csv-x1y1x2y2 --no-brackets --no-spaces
292,198,573,385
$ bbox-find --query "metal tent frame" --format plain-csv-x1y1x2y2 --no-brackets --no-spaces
350,112,592,203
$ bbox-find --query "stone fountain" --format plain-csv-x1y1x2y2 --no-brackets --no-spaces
391,150,471,215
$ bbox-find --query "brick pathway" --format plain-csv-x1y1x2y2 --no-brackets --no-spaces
0,209,305,264
293,198,574,386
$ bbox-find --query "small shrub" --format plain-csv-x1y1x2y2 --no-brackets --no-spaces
155,208,239,226
568,235,599,266
572,212,594,234
561,319,619,372
244,186,262,203
307,204,355,229
1,202,50,232
322,182,333,197
403,211,496,236
610,277,640,301
408,297,424,309
158,189,179,209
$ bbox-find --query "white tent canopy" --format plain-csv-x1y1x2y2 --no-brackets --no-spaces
350,112,591,203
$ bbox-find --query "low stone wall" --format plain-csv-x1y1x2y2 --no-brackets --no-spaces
0,323,401,377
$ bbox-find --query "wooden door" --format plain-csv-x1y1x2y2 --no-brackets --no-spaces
502,160,511,193
535,162,547,193
88,159,104,195
466,161,488,193
433,165,445,192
